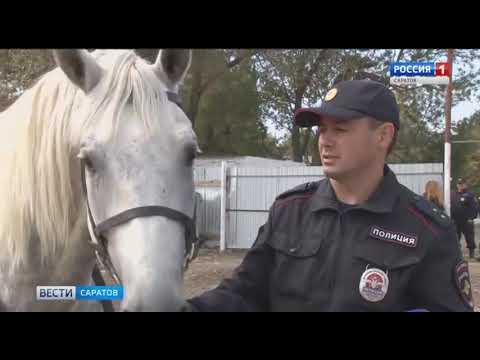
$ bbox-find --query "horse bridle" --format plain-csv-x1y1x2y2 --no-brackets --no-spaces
82,91,200,311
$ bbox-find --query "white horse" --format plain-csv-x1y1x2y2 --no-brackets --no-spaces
0,49,200,311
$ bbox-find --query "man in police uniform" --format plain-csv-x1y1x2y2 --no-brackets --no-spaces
187,79,474,312
451,178,479,258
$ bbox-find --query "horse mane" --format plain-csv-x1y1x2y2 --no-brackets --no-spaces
0,49,174,269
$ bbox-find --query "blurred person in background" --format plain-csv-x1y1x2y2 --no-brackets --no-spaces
423,180,445,211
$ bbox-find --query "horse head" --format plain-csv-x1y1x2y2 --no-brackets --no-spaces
53,49,199,311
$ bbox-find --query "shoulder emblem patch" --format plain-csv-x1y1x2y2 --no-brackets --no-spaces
454,261,474,309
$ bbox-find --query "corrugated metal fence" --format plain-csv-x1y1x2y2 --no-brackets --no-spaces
194,166,221,240
194,163,444,249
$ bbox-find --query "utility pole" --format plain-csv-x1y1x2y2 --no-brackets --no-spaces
444,49,454,217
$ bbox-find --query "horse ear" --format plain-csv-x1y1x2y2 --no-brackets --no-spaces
52,49,104,93
154,49,192,88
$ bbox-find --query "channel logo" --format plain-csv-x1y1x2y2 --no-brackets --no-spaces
389,61,450,85
36,286,123,301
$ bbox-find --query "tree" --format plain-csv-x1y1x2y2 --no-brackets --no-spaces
0,49,55,111
388,89,444,163
194,57,277,156
181,49,256,128
254,49,386,163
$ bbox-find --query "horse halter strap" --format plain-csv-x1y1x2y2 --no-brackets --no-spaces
81,90,198,293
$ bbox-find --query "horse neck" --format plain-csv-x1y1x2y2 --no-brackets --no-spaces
0,135,98,310
0,76,103,311
0,217,99,311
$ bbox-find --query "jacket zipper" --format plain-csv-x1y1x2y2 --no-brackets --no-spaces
327,209,345,310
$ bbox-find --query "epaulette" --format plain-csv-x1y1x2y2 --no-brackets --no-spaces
410,194,452,229
275,181,320,201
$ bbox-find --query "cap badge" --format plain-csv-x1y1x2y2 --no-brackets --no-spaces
325,88,338,101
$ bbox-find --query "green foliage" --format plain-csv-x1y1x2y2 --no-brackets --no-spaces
388,89,444,163
0,49,55,111
194,59,275,156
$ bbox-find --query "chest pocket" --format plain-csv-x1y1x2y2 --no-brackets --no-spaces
349,239,422,310
353,249,421,272
269,231,323,258
268,231,324,299
352,240,422,271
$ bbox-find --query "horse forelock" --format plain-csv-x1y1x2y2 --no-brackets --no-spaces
0,49,179,269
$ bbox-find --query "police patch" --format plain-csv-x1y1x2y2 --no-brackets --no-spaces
369,226,418,248
359,268,389,302
454,261,474,309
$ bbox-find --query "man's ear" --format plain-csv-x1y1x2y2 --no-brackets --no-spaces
379,123,395,141
375,122,395,152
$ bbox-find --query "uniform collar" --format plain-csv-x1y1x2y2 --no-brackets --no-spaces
309,165,401,214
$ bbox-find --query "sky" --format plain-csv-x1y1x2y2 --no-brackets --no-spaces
453,99,479,123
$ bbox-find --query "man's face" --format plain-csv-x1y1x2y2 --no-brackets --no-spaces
318,116,387,180
457,183,467,192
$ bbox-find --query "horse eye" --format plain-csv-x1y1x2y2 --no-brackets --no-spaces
186,144,200,165
187,148,196,163
78,147,98,173
79,154,95,172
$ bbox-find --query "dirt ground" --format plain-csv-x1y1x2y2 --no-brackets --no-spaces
184,248,480,311
184,248,245,299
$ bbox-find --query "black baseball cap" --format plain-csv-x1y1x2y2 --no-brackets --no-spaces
294,79,400,129
457,178,466,185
